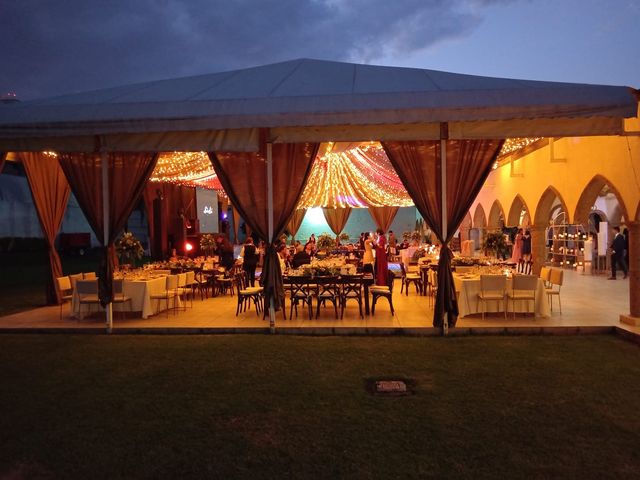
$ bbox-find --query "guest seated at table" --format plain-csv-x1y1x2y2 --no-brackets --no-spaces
277,243,289,273
292,244,311,269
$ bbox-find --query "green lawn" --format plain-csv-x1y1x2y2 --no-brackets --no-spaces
0,335,639,479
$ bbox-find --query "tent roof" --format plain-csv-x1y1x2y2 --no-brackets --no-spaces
0,58,637,151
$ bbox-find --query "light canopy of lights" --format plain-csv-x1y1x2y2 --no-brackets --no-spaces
149,152,223,191
297,142,413,208
499,137,542,157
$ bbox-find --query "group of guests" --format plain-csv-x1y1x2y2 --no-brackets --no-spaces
359,229,390,285
510,228,532,263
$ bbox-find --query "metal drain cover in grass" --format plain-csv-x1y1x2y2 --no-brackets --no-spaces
366,378,414,396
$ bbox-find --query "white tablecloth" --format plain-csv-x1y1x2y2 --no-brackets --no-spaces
455,275,550,318
72,276,181,319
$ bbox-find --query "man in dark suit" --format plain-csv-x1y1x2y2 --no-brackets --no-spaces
608,226,628,279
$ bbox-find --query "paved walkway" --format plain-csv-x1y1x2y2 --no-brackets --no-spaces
0,270,637,336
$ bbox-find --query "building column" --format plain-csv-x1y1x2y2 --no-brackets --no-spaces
621,221,640,326
530,225,546,276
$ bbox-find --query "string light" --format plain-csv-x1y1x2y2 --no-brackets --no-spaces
499,138,542,157
297,142,413,208
149,152,224,192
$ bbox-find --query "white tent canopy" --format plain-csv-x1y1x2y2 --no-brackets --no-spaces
0,58,637,151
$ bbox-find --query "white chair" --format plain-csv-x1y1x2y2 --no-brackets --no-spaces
83,271,97,280
69,273,84,291
477,275,507,320
507,274,538,319
56,275,73,320
112,279,132,319
75,279,100,320
151,274,179,317
176,272,190,310
539,266,551,288
545,268,564,313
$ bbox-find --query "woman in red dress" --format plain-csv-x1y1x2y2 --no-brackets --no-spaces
374,229,388,286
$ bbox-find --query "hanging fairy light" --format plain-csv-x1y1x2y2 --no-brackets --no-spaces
297,142,413,208
499,138,542,157
149,151,224,192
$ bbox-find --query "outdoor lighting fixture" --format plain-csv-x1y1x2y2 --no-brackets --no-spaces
149,151,224,192
185,242,194,252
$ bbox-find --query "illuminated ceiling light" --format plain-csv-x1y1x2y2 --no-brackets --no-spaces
499,138,542,157
149,151,224,192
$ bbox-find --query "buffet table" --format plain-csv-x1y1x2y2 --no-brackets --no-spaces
454,274,549,318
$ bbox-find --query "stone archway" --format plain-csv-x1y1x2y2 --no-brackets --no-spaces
459,211,472,243
573,174,629,228
507,194,531,227
488,200,505,229
534,186,569,226
473,204,487,229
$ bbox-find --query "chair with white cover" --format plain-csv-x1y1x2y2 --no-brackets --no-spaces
545,268,564,313
75,279,100,320
112,279,132,319
176,272,189,310
56,276,73,320
477,275,507,320
150,274,179,317
539,266,551,288
507,274,538,319
400,263,422,295
83,271,97,280
69,273,84,291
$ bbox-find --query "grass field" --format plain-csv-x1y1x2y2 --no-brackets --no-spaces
1,334,639,479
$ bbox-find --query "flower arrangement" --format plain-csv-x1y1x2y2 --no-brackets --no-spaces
200,234,217,256
339,232,350,242
316,232,336,251
452,256,480,266
482,231,508,258
115,232,144,264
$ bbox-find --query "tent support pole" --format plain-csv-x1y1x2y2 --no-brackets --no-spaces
101,149,113,333
440,123,448,336
267,142,276,334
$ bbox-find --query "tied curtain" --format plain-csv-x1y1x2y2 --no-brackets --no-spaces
208,143,319,311
287,209,306,240
0,152,6,173
142,184,156,256
322,207,352,236
21,153,71,304
382,139,503,328
58,152,159,306
231,205,241,243
368,206,399,233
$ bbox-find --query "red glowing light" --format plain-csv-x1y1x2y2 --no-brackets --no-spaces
185,242,194,252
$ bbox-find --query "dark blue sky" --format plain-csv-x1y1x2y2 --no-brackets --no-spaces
1,0,638,101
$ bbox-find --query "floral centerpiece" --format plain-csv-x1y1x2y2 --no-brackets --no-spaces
300,257,346,277
452,256,480,266
339,232,350,243
200,234,216,257
115,232,144,266
316,233,336,252
482,231,508,259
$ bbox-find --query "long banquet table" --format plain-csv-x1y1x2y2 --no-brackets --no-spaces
71,276,182,319
454,274,550,318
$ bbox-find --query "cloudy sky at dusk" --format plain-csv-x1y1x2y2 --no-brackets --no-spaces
1,0,638,101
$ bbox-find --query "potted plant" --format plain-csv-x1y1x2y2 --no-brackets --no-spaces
115,231,144,267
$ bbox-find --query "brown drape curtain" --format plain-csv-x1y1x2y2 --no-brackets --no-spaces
21,153,71,305
231,205,241,243
142,184,156,256
368,206,399,233
382,139,503,328
0,152,6,174
208,142,319,311
322,207,352,235
58,152,159,306
287,209,306,240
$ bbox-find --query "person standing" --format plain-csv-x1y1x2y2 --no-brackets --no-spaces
521,230,532,262
362,232,374,270
510,228,523,263
608,226,628,279
374,229,388,286
388,230,397,259
240,237,259,287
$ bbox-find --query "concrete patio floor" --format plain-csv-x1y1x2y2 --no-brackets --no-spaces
0,269,637,337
